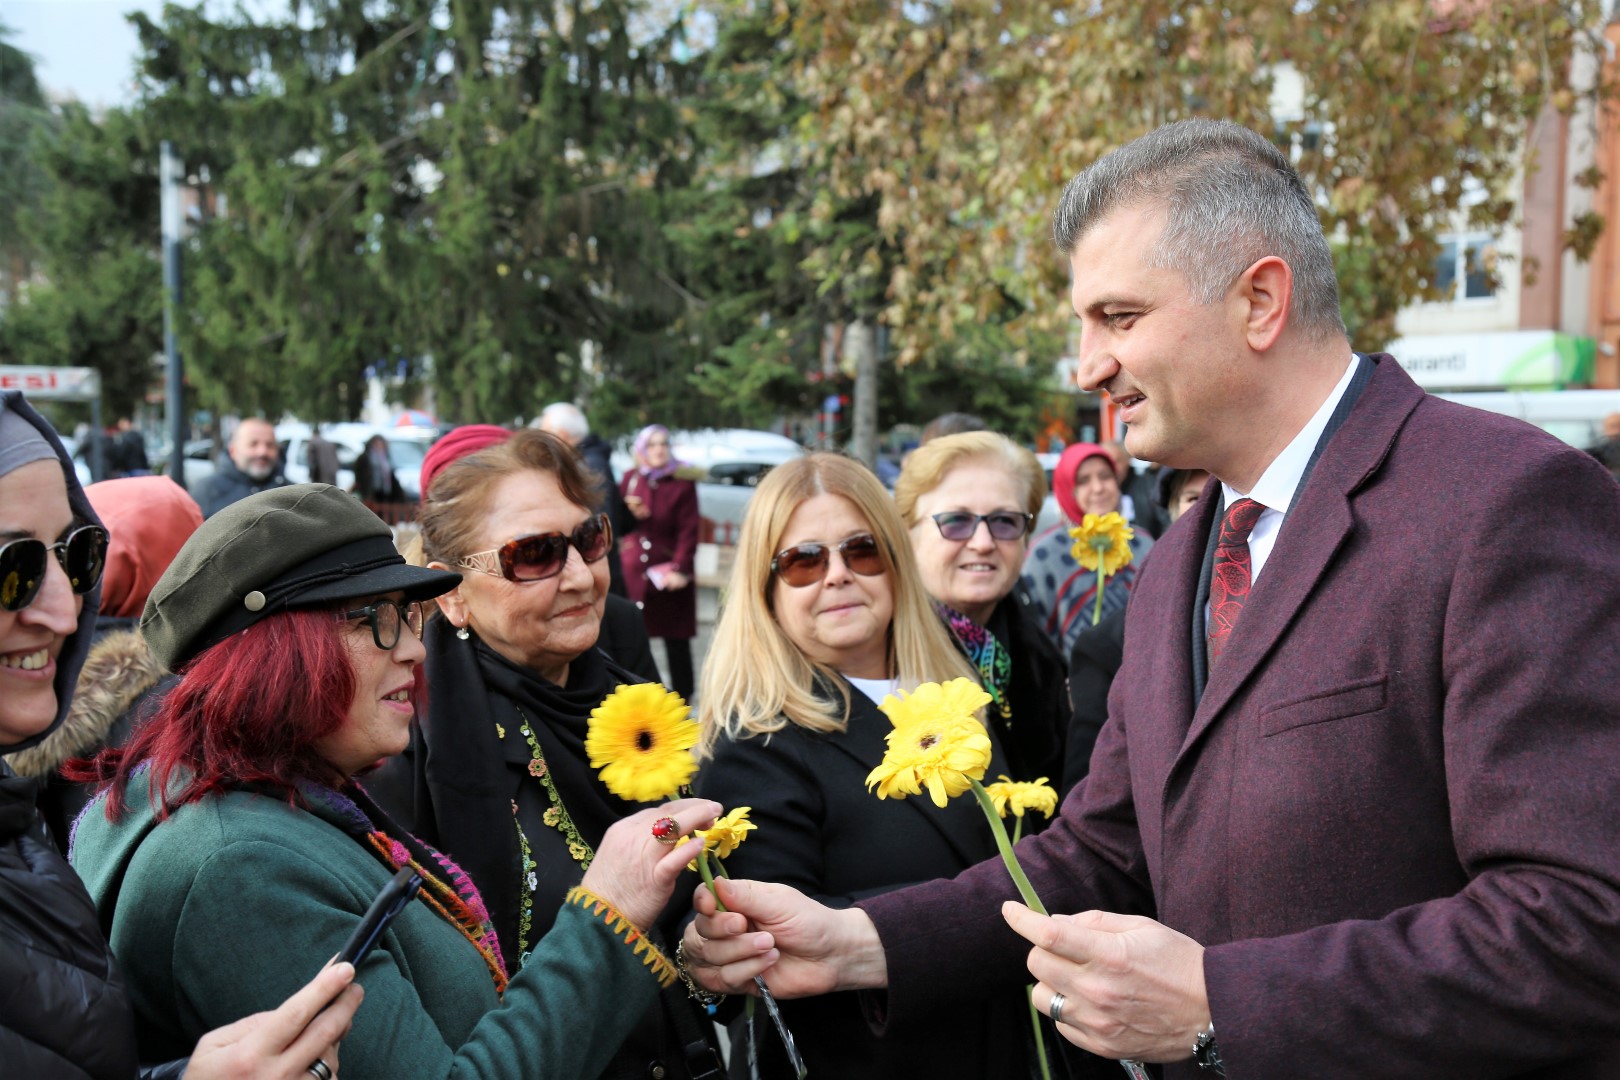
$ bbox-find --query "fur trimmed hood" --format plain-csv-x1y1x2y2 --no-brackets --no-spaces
7,630,163,780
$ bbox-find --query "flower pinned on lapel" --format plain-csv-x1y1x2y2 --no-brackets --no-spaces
585,683,699,803
1068,512,1135,625
865,679,994,807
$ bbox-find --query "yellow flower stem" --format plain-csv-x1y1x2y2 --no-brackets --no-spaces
1013,816,1024,845
968,778,1048,916
1027,985,1054,1080
1092,566,1108,625
695,847,729,913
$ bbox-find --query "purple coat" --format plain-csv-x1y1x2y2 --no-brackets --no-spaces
619,471,700,639
860,356,1620,1078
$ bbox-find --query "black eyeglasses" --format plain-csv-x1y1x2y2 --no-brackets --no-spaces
770,533,886,588
0,525,109,612
337,598,425,650
457,514,613,583
930,511,1034,542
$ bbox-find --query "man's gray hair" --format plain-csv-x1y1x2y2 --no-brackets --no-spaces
534,402,590,441
1052,119,1347,343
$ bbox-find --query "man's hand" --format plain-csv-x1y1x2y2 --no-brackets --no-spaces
1003,904,1209,1063
681,877,888,998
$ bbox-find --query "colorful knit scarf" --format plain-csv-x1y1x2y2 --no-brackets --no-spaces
305,783,510,993
933,600,1013,721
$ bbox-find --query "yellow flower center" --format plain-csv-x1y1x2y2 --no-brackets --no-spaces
918,732,939,750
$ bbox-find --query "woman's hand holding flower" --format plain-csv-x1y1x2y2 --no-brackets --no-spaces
581,799,721,931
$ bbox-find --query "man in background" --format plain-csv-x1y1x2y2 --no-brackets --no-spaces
194,417,289,518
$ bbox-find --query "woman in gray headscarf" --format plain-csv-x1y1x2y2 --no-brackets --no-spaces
0,391,361,1080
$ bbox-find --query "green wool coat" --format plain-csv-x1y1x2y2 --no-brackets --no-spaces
70,772,663,1079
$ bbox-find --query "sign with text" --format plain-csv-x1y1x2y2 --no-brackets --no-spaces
1387,331,1595,390
0,366,102,401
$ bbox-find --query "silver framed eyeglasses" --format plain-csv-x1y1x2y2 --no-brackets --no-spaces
337,598,425,650
930,511,1033,541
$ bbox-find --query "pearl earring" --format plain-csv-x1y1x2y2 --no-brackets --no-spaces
456,624,470,641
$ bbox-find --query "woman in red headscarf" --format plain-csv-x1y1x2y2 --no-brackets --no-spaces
1018,442,1154,656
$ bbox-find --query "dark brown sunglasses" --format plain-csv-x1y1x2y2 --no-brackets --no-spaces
457,514,612,583
770,532,886,588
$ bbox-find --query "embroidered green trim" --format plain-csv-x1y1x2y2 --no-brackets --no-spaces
509,707,596,956
565,885,678,989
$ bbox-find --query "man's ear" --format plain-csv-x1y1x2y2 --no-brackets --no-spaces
1237,255,1292,353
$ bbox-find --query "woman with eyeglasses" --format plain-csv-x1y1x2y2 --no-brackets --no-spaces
619,424,700,699
68,482,719,1080
370,429,725,1080
0,393,366,1080
694,453,1039,1080
894,432,1070,797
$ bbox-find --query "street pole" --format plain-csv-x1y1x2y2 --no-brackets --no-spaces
160,141,186,491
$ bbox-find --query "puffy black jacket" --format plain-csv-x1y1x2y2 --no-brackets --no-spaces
0,769,139,1080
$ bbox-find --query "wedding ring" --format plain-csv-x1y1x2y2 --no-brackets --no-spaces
1048,991,1067,1026
307,1060,334,1080
651,816,681,845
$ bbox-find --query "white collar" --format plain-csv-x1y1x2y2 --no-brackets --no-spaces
1220,353,1359,515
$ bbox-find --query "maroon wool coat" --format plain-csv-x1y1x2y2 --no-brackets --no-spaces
619,470,700,639
860,355,1620,1078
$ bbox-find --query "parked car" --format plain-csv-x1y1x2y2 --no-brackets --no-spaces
276,422,438,500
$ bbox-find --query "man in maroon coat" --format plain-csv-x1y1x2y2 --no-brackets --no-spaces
679,119,1620,1078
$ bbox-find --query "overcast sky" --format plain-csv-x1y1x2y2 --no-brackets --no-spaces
5,0,167,108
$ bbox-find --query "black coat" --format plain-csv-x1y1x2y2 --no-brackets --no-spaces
694,681,1034,1080
988,592,1070,794
0,768,139,1080
1062,605,1125,791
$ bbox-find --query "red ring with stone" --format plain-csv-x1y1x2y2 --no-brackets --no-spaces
651,816,680,845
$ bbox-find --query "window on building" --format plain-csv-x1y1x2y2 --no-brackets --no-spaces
1433,233,1499,302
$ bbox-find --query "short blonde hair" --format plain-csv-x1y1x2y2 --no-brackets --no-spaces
894,432,1047,525
698,453,976,751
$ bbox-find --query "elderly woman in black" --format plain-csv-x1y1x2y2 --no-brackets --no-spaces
371,429,723,1080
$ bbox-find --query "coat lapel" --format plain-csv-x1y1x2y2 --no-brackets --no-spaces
1175,357,1425,763
823,682,1002,868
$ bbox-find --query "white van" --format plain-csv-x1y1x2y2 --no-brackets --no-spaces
1431,390,1620,450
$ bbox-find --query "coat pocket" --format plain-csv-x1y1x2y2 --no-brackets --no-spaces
1259,674,1387,737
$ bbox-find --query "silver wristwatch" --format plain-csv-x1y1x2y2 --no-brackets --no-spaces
1193,1020,1225,1075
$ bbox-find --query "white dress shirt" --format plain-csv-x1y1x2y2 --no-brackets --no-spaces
1218,353,1360,585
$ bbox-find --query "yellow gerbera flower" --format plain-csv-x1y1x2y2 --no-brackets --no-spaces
983,775,1059,820
682,806,757,871
585,683,699,803
865,678,994,808
1068,511,1135,577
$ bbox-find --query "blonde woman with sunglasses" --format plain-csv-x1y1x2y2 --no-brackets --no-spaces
694,453,1040,1080
370,429,725,1080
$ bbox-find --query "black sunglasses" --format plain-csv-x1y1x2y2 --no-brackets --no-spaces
770,533,886,588
0,525,109,613
457,514,613,583
337,598,425,650
930,511,1033,542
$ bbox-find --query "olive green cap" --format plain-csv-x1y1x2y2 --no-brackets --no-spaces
141,484,460,671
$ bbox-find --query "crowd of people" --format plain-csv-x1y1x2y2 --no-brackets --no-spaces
4,117,1619,1080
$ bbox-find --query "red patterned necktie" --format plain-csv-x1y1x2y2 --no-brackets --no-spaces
1207,498,1265,666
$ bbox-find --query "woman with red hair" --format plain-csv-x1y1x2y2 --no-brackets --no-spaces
69,484,720,1080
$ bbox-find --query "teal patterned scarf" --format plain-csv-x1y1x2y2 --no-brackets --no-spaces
932,600,1013,721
